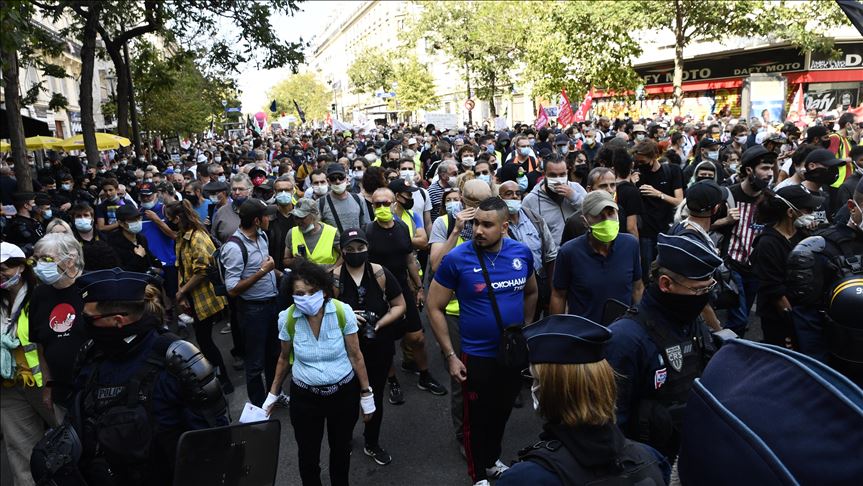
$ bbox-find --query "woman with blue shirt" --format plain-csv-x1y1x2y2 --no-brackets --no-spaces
265,258,375,486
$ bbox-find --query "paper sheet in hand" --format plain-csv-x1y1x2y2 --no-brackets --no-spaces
239,402,268,423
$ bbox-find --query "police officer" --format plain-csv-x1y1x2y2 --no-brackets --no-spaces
39,268,229,485
499,314,668,486
4,192,45,256
604,233,723,461
787,177,863,380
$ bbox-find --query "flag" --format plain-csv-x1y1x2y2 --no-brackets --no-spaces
557,90,574,127
534,103,549,130
325,112,333,127
293,99,306,123
269,99,278,113
572,90,594,123
788,84,805,127
838,0,863,36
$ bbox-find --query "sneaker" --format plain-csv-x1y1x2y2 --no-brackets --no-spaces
274,392,290,408
363,444,392,466
388,380,405,405
232,357,244,371
220,324,232,334
178,313,195,325
485,459,509,479
473,481,491,486
400,360,420,375
417,374,448,396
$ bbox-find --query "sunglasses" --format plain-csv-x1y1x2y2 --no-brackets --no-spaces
328,175,346,182
372,201,393,208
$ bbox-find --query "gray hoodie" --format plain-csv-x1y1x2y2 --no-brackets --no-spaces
522,179,586,245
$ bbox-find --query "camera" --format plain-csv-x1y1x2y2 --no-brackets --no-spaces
355,310,379,340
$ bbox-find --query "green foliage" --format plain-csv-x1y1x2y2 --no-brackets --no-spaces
48,93,68,111
758,0,851,56
266,72,331,122
347,47,395,95
393,56,438,113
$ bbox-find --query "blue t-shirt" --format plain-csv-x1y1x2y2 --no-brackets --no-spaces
194,198,212,223
552,233,641,323
434,238,534,358
140,202,177,266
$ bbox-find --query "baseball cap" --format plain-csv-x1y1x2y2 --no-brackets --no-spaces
581,190,618,217
632,124,647,133
326,164,346,177
291,198,319,218
407,137,418,145
686,181,729,214
238,198,276,220
699,137,721,148
804,148,844,168
1,242,26,263
116,204,140,221
554,133,569,146
340,227,368,247
775,185,824,211
388,178,418,194
137,182,155,196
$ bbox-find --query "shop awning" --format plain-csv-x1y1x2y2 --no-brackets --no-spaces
0,108,52,138
785,69,863,84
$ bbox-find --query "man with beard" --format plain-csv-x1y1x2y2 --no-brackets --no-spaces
521,156,587,245
605,233,722,462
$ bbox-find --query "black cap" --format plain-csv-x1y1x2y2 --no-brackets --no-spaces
202,180,228,195
77,268,156,303
554,133,569,146
388,178,418,194
496,162,523,183
34,193,52,206
12,192,35,204
657,233,722,280
806,125,828,142
238,198,276,220
116,204,140,221
775,185,825,210
339,227,368,247
699,137,721,148
523,314,612,364
803,148,844,168
326,163,346,177
686,181,728,214
740,145,776,168
137,182,155,196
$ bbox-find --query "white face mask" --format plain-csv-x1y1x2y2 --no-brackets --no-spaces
353,170,364,180
793,213,816,229
215,156,222,162
461,157,475,168
365,154,377,163
331,182,347,194
400,169,415,181
546,176,568,187
735,135,747,145
313,184,329,196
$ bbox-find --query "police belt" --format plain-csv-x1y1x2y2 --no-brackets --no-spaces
292,371,355,397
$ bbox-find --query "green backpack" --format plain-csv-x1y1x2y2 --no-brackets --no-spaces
284,299,347,364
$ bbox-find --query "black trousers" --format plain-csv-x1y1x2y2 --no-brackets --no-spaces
290,377,360,486
227,295,245,359
359,337,394,448
462,354,522,482
191,310,231,386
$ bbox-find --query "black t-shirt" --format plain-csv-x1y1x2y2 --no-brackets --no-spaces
616,181,643,233
337,264,402,317
28,283,89,406
365,220,413,286
637,163,683,238
95,198,124,227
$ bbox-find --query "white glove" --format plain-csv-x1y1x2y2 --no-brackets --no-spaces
262,393,279,414
360,394,376,415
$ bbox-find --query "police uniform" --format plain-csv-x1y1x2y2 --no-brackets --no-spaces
604,233,722,461
499,315,668,486
787,177,863,376
4,192,44,256
34,269,229,486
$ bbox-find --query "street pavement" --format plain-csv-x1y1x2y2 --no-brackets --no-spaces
2,311,761,486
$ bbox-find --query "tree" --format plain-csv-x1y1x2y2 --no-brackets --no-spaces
267,73,331,122
0,0,70,191
347,47,395,95
392,56,438,117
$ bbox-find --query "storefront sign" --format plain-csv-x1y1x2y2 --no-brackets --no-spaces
809,43,863,71
638,48,805,86
805,88,859,112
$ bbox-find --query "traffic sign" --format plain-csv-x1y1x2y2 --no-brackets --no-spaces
464,99,475,110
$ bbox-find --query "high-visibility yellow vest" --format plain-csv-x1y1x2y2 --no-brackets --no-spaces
829,134,853,189
398,208,416,239
14,303,42,387
291,223,339,264
435,214,464,316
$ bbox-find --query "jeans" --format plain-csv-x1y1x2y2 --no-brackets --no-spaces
639,236,659,285
290,377,359,486
237,298,280,406
462,354,522,482
359,336,394,448
726,269,759,334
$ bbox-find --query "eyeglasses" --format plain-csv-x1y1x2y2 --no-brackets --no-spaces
327,175,346,182
669,277,717,296
372,201,393,207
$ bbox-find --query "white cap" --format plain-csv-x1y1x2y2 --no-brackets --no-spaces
1,242,25,263
407,137,417,145
196,154,208,163
755,131,769,145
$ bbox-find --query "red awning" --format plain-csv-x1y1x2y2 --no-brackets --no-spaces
644,78,745,94
785,69,863,84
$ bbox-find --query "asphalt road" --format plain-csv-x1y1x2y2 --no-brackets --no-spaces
2,311,762,486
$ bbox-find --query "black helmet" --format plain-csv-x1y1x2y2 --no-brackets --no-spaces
825,276,863,385
827,276,863,328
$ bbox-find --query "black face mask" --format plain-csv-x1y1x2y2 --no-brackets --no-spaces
820,139,831,149
85,315,158,358
185,193,199,206
573,164,589,180
343,250,368,268
400,197,415,210
696,175,714,182
804,166,838,185
748,172,769,191
648,284,710,325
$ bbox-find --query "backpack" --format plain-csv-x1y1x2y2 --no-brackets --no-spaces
207,232,268,296
283,299,346,364
318,193,367,233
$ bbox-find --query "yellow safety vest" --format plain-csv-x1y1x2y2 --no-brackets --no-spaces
435,215,464,316
413,152,422,174
14,303,43,387
829,134,853,189
291,223,339,265
398,208,416,239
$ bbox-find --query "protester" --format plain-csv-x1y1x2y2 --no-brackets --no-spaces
522,154,587,245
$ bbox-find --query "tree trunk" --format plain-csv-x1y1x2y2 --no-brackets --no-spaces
488,73,497,118
80,3,102,165
464,60,473,125
123,39,142,156
672,0,685,115
1,40,32,191
105,41,130,137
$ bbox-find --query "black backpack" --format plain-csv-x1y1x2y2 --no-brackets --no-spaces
206,233,266,296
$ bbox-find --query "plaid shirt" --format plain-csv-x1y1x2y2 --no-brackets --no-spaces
177,229,225,320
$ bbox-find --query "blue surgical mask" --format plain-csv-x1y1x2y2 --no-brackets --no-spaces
517,175,529,191
477,174,491,184
43,209,53,220
275,191,293,206
445,201,462,217
487,144,495,153
504,199,521,214
35,261,62,285
126,220,143,233
140,200,156,210
293,290,325,316
74,217,93,232
0,270,21,289
519,147,531,156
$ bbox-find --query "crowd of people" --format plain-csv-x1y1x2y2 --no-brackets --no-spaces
1,108,862,486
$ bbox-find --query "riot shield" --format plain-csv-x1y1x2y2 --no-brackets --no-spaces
678,340,863,485
173,419,281,486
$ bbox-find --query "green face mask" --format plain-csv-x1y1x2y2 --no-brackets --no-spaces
374,205,393,222
590,218,619,243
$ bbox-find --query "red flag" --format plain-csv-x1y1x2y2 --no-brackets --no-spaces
325,112,333,127
788,84,805,128
535,103,549,130
572,91,594,123
557,90,574,127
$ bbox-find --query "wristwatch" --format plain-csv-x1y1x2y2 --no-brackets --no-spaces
361,386,373,394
